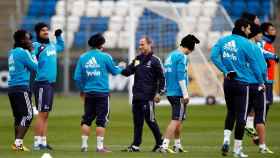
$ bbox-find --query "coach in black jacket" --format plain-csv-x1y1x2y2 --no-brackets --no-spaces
121,36,165,152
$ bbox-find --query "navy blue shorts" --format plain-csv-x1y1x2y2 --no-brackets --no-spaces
167,96,186,121
81,92,110,127
8,90,33,126
265,83,273,106
34,81,54,112
248,84,266,124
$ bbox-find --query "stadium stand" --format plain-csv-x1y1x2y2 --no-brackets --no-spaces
18,0,273,50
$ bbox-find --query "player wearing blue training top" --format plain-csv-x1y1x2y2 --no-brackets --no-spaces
211,19,265,158
246,23,274,154
8,30,38,151
160,34,199,153
74,33,122,153
32,22,64,150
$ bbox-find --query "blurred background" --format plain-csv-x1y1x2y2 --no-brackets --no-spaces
0,0,279,103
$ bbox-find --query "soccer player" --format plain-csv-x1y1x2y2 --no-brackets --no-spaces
8,30,38,151
160,34,199,153
121,36,165,152
32,22,64,150
246,23,274,154
260,22,279,114
74,33,122,153
211,19,265,158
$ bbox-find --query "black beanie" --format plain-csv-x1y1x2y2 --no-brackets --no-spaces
34,22,48,35
248,23,261,39
88,33,105,49
180,34,200,50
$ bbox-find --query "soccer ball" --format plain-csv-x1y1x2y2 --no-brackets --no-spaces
41,153,52,158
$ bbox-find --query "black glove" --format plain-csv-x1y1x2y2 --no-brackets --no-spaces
275,55,279,63
266,59,271,68
55,29,62,37
226,71,237,80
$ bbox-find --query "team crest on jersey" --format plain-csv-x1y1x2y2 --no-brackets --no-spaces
223,40,238,52
85,57,100,68
134,60,140,66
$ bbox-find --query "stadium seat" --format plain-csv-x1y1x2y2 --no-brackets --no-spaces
85,1,100,17
220,0,231,15
187,1,202,17
261,1,272,16
72,0,85,16
247,1,261,15
184,16,196,33
117,31,130,48
115,1,128,16
51,15,64,30
202,1,218,17
67,16,80,32
73,31,87,48
231,1,246,17
197,17,212,33
103,31,118,48
108,16,124,32
100,1,115,17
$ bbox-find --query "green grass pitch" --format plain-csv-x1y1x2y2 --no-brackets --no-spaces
0,93,279,158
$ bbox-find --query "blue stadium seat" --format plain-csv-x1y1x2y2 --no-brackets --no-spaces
247,1,261,15
220,1,232,14
231,1,246,17
79,16,109,33
73,31,87,48
261,1,272,16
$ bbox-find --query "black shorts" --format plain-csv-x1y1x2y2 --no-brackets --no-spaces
8,91,33,126
265,83,273,106
34,81,54,112
167,96,186,121
248,84,266,124
82,92,110,127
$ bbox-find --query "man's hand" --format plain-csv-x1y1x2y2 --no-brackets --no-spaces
181,97,190,105
118,61,127,69
226,71,237,80
258,84,266,92
55,29,63,37
154,94,161,103
275,55,279,63
80,92,85,101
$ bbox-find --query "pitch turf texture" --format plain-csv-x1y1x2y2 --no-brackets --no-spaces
0,93,279,158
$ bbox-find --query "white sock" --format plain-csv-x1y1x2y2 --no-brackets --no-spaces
223,129,231,144
234,139,242,153
15,139,23,147
96,136,104,149
41,136,47,146
161,138,170,149
259,143,266,149
34,136,41,147
246,116,254,129
81,135,88,148
174,139,182,148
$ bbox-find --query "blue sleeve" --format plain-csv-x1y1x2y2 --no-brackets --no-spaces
105,55,122,76
210,40,229,75
176,54,186,81
244,43,265,84
32,42,39,56
74,58,84,90
21,51,38,72
55,36,65,53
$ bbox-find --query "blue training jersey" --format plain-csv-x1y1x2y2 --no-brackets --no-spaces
74,49,122,93
32,36,64,83
164,49,188,96
210,34,264,84
249,41,267,84
8,47,38,87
